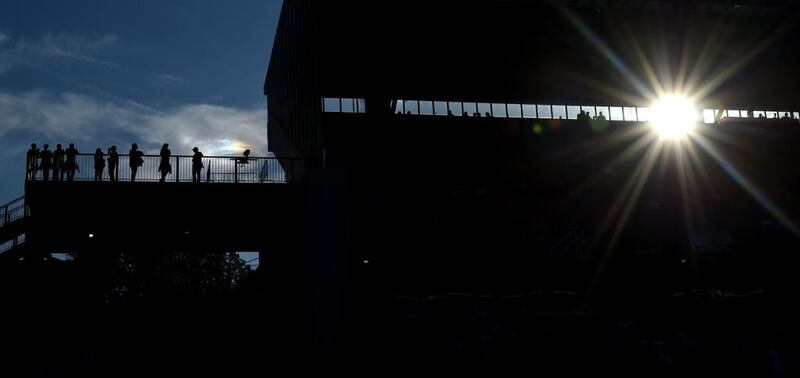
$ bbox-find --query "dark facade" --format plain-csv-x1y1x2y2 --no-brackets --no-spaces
267,0,800,167
265,0,800,291
262,3,800,367
265,0,321,166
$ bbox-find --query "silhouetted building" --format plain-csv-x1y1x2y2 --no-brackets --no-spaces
266,0,800,170
263,0,800,351
3,1,800,372
265,0,800,291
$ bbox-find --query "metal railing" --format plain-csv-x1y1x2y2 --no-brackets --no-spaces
0,196,27,254
25,154,305,184
0,234,25,255
0,196,27,229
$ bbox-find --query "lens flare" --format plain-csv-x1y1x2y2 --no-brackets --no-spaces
650,95,698,140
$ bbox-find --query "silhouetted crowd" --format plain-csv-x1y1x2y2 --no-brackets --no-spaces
711,111,800,124
576,109,606,121
396,108,610,121
26,143,206,183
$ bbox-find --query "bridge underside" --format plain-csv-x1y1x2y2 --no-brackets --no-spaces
23,181,306,255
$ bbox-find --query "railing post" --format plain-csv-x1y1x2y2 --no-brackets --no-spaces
234,160,239,184
3,205,8,227
176,156,180,183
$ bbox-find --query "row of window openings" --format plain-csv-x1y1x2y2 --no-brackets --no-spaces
706,109,800,123
393,100,800,124
394,100,649,121
322,98,367,113
322,97,800,124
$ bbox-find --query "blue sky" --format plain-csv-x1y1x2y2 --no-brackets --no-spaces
0,0,283,201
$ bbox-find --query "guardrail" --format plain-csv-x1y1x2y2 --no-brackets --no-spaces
25,154,304,184
0,196,26,229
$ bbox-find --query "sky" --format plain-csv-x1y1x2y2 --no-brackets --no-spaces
0,0,284,201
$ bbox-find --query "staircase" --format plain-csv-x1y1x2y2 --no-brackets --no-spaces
548,226,586,258
0,196,28,258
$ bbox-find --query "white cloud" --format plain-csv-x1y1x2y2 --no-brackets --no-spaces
0,90,267,156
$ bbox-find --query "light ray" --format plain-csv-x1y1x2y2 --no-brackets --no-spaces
549,124,649,167
683,19,729,96
691,19,797,101
674,141,705,281
692,133,800,238
683,137,717,205
575,131,658,193
552,3,656,100
588,140,664,294
626,34,665,100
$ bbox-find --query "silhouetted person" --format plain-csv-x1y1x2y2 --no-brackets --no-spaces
475,112,481,117
52,144,65,181
783,112,791,119
447,110,454,116
94,148,105,182
129,143,144,182
107,146,118,181
65,143,79,181
191,147,204,183
238,149,251,164
406,111,411,115
485,112,491,118
40,144,53,181
758,113,766,119
26,143,39,180
463,111,469,117
594,111,607,122
158,143,172,182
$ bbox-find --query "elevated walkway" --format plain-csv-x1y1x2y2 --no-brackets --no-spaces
12,153,307,257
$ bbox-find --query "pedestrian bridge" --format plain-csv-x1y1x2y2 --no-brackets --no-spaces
4,153,308,260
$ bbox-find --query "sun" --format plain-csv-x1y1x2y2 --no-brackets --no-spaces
649,95,699,140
